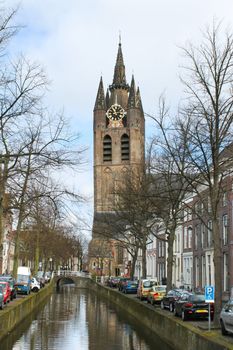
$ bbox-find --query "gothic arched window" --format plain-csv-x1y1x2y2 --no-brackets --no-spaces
103,135,112,162
121,134,130,160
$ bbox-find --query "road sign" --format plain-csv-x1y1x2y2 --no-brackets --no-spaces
205,285,214,303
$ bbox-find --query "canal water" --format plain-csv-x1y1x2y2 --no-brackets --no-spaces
1,284,172,350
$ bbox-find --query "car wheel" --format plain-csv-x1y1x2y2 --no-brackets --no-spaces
161,301,164,310
182,311,187,321
169,303,173,312
220,319,228,335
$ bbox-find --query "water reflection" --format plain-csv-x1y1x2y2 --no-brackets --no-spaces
1,285,172,350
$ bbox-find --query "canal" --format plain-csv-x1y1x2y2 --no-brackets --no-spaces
1,284,172,350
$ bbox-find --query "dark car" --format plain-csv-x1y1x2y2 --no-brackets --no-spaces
161,289,185,312
107,277,121,288
0,275,17,300
174,293,214,321
118,277,130,292
122,280,138,294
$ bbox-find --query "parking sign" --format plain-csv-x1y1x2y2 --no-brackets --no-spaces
205,285,214,303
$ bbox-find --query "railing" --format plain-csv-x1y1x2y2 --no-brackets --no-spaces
53,270,91,278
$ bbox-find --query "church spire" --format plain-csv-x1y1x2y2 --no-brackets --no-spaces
136,86,143,111
94,76,106,110
109,41,129,91
128,75,136,108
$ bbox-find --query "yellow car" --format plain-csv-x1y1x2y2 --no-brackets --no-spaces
147,285,167,305
137,279,158,300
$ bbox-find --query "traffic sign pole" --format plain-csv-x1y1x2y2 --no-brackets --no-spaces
205,285,214,331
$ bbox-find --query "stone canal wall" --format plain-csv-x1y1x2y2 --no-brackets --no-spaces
89,280,233,350
0,280,54,341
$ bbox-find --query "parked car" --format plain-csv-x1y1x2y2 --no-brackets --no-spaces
118,277,131,292
0,286,4,309
107,277,121,288
31,277,41,292
36,271,46,288
137,279,158,300
147,285,166,305
44,272,52,283
122,280,138,294
161,289,185,312
174,293,214,321
220,299,233,335
0,281,11,304
0,275,17,300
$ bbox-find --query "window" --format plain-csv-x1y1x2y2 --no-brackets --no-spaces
223,253,228,292
195,256,199,287
223,215,228,245
187,208,192,221
207,255,211,285
103,135,112,161
207,197,211,213
194,225,199,249
222,192,227,207
201,223,205,248
188,227,192,248
202,256,206,288
184,227,188,249
121,134,130,160
207,220,212,247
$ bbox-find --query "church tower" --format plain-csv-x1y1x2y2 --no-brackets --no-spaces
89,41,145,276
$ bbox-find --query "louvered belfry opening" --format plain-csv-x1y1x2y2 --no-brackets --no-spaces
103,135,112,162
121,134,130,160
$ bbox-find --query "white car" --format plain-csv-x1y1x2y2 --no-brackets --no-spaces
220,299,233,335
31,277,40,292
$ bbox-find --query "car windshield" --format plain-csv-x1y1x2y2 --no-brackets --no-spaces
37,272,44,278
154,286,166,292
143,281,151,287
190,294,205,302
17,275,29,283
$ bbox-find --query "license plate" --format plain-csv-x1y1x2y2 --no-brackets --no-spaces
196,310,208,313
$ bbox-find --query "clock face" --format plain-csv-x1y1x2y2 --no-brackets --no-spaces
106,104,126,121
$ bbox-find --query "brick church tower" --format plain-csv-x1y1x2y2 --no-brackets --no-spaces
89,41,145,276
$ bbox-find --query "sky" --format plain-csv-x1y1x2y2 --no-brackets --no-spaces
6,0,233,238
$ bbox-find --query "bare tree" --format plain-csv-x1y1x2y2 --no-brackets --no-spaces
147,135,191,291
150,22,233,324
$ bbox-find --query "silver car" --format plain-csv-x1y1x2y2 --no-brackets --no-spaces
220,299,233,335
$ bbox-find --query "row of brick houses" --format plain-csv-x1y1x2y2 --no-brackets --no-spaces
122,171,233,300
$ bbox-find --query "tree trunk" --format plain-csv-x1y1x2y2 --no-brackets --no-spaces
34,231,40,276
212,216,222,326
166,226,176,292
13,214,24,278
141,234,147,279
130,250,138,280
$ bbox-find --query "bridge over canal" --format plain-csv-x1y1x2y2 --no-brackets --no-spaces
53,270,92,288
